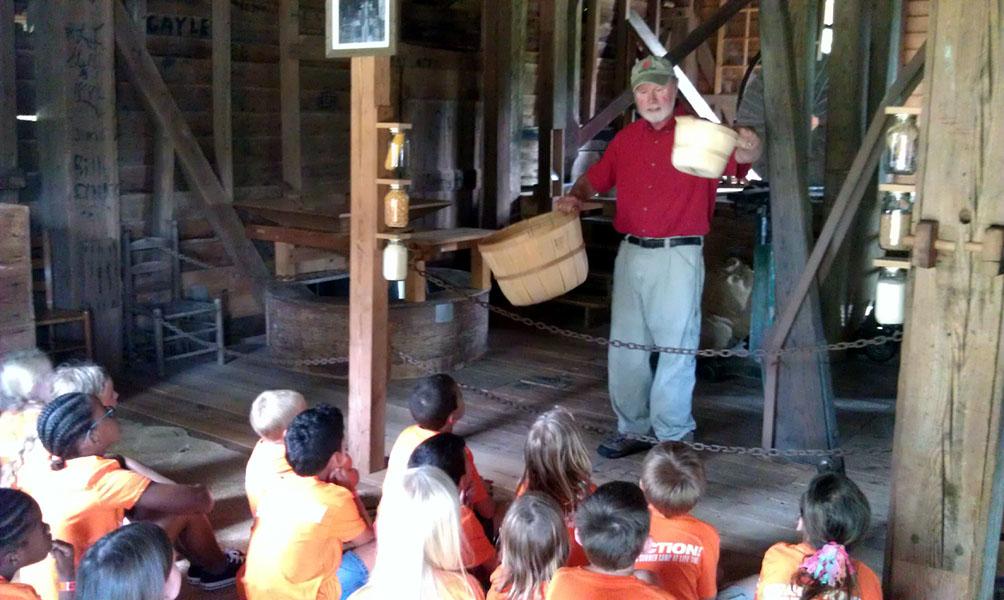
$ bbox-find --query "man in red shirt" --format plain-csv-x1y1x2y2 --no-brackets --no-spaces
557,55,762,458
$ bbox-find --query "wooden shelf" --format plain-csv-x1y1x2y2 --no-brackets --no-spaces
874,257,911,270
376,178,411,186
884,106,922,115
376,122,412,130
879,183,916,193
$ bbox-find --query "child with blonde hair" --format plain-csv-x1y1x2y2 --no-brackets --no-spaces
49,363,119,407
487,493,568,600
0,350,53,488
351,466,484,600
517,407,594,566
245,389,308,515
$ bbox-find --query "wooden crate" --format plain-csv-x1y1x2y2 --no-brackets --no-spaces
0,204,30,265
0,205,35,353
0,322,35,355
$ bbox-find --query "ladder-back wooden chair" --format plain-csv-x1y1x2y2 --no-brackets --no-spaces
30,230,93,360
121,222,224,377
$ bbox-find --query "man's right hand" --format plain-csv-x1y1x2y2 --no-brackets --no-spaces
554,196,583,214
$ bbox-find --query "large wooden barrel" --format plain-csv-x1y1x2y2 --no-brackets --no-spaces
478,211,588,306
671,116,739,179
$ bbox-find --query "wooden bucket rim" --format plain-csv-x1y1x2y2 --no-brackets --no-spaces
478,210,579,254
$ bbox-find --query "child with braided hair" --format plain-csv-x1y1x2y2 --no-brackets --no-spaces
755,473,881,600
17,392,243,600
0,489,74,600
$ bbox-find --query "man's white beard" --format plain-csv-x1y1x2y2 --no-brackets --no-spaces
640,105,672,124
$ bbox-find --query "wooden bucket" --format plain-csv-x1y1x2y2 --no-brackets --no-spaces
478,211,588,306
671,116,739,178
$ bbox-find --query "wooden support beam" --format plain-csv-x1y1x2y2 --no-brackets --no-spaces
113,0,271,303
480,0,525,228
33,0,123,368
758,0,835,452
645,0,661,38
887,1,1004,596
535,0,569,214
213,0,233,198
405,261,427,302
578,0,755,145
564,0,583,176
581,0,602,120
279,0,302,195
348,56,389,475
0,0,16,205
471,249,492,290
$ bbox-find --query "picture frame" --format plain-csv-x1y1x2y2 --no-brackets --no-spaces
325,0,397,58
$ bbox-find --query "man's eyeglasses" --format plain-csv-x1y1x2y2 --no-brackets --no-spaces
86,406,116,441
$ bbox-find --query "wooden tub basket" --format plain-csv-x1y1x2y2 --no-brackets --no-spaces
478,211,589,306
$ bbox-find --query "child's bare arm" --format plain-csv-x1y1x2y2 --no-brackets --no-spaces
121,456,176,484
135,482,214,514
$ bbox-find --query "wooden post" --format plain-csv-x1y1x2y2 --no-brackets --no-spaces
535,0,569,214
887,1,1004,597
33,0,123,369
348,56,389,475
0,0,17,205
213,0,233,198
280,0,302,197
758,0,835,452
581,0,602,120
563,0,583,177
480,0,525,228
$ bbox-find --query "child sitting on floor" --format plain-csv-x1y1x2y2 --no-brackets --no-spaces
407,433,497,584
0,350,54,488
77,522,181,600
245,389,308,516
386,374,494,522
350,466,485,600
18,392,243,600
546,481,676,600
0,489,73,600
635,442,719,600
487,492,568,600
239,403,375,600
755,472,881,600
49,362,119,407
516,407,595,567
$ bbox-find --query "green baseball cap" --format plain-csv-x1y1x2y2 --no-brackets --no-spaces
631,55,676,90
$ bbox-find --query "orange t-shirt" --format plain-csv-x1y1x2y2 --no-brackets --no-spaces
545,566,678,600
238,472,368,600
514,480,596,568
16,456,152,600
0,408,44,488
0,576,43,600
245,439,294,516
755,542,882,600
635,511,720,600
386,425,489,506
348,571,485,600
460,505,496,569
486,566,547,600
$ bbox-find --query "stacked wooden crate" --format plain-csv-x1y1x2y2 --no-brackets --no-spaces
0,204,35,354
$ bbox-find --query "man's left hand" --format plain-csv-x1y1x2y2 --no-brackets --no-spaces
734,126,763,165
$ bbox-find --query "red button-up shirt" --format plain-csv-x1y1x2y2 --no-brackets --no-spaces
585,108,749,238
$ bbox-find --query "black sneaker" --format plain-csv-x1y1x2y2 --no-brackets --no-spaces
196,550,245,591
597,434,654,459
186,564,204,585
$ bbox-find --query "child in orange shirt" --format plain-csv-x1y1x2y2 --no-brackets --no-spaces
350,466,485,600
0,350,53,488
487,492,568,600
755,473,881,600
546,481,677,600
77,522,182,600
19,391,243,599
0,489,73,600
386,374,494,522
516,407,595,567
238,403,375,600
635,442,719,600
407,432,497,583
245,389,308,516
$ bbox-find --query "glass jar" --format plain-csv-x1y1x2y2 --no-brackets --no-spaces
886,114,919,175
384,128,410,177
382,239,408,282
875,268,907,325
384,184,410,228
879,191,914,251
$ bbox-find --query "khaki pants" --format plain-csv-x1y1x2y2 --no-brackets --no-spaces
608,239,703,440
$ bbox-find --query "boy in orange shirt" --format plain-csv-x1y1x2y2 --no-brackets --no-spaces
635,442,720,600
546,481,676,600
238,403,375,600
245,389,308,516
385,374,495,523
407,432,497,584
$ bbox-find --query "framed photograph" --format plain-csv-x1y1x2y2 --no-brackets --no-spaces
326,0,397,57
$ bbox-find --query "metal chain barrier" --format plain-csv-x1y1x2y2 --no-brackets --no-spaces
414,266,903,359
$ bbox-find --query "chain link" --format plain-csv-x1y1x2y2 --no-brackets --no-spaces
415,267,903,359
